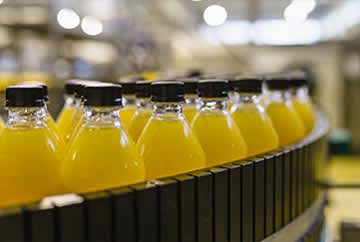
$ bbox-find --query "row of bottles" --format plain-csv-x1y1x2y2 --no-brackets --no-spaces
0,73,316,207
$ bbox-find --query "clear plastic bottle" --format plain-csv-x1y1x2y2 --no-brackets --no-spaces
40,84,65,150
230,77,279,157
0,85,65,207
265,76,306,146
117,76,144,131
177,78,199,123
137,81,206,180
128,80,152,142
57,80,82,139
289,74,316,133
62,83,145,193
192,79,247,167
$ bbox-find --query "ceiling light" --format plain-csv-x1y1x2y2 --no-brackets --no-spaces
203,5,228,26
57,8,80,29
81,16,103,36
284,4,308,24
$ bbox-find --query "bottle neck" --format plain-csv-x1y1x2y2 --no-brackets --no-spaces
237,92,261,105
267,90,291,104
7,106,47,128
84,106,121,128
136,97,152,109
228,91,240,103
123,94,136,107
153,102,184,120
64,94,77,108
295,86,310,101
184,94,199,106
199,97,227,112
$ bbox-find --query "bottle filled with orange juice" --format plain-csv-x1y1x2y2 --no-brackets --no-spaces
39,84,64,150
192,79,247,167
227,79,239,110
117,76,144,130
288,73,316,133
62,83,145,193
177,78,199,123
0,85,64,207
57,80,86,143
265,76,306,146
137,81,206,179
128,80,152,142
57,80,81,136
230,77,279,157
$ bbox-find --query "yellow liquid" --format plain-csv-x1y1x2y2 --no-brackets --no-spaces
231,103,279,157
0,127,65,207
46,116,65,153
137,117,206,180
0,119,4,132
62,108,84,143
192,111,247,167
120,106,136,131
62,126,145,193
292,98,316,133
183,106,197,123
57,106,77,137
128,108,152,142
266,101,306,147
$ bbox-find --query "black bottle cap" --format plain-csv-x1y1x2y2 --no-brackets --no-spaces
176,78,198,94
6,85,45,107
64,79,86,98
40,84,49,102
136,80,152,98
83,83,122,106
230,76,263,93
118,76,145,95
287,72,308,88
265,75,290,90
198,79,228,98
151,81,184,102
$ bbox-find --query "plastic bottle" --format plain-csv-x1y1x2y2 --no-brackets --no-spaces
177,78,199,123
57,80,82,138
128,80,152,142
230,77,279,156
137,81,206,179
265,76,306,146
62,83,145,193
0,85,64,207
289,73,316,133
40,84,65,150
117,76,144,130
192,79,247,166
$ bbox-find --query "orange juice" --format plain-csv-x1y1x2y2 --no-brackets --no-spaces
63,81,98,143
288,73,316,133
118,77,141,130
58,81,87,143
128,80,152,141
62,84,145,193
292,97,315,133
137,81,205,179
192,80,247,167
230,77,279,156
288,71,316,133
265,77,305,146
0,85,64,207
177,78,199,123
57,81,80,136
